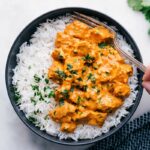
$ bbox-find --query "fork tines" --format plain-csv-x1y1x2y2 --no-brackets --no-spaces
72,14,96,28
74,12,101,26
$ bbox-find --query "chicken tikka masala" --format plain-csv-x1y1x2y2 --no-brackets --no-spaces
48,20,133,133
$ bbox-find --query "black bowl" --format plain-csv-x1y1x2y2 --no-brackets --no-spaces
5,7,143,150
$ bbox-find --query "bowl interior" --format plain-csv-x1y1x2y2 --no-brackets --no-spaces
5,7,143,146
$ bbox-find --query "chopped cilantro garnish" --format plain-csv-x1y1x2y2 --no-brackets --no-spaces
87,73,96,83
98,42,108,48
44,87,47,92
83,54,95,66
15,92,21,100
82,85,88,92
87,73,93,80
44,115,49,120
39,92,44,101
28,116,37,124
31,85,39,91
45,78,49,84
59,98,64,106
34,109,41,115
62,89,69,99
31,97,37,105
77,77,83,81
77,96,84,104
48,91,55,98
67,64,73,70
55,70,67,79
77,96,81,104
34,74,41,83
70,70,77,74
43,86,51,92
14,87,21,105
83,54,94,61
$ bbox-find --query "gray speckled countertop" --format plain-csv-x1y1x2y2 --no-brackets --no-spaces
0,0,150,150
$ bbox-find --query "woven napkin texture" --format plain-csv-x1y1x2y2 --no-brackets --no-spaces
89,112,150,150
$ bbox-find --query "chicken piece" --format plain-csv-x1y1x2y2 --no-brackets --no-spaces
88,111,107,126
61,107,90,123
55,81,71,101
48,61,66,82
61,114,74,123
97,92,123,112
49,102,76,121
114,64,133,83
98,46,124,63
55,32,79,50
73,110,90,122
114,73,129,83
64,56,85,74
51,48,65,61
119,64,133,76
101,83,114,93
87,26,114,44
108,47,125,63
112,82,130,97
73,40,97,57
73,67,100,89
81,100,98,110
69,89,86,104
60,122,77,133
64,20,90,39
97,63,119,82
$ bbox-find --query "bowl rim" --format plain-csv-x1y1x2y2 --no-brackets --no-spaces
5,7,143,146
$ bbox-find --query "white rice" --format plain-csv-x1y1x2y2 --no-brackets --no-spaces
12,15,138,141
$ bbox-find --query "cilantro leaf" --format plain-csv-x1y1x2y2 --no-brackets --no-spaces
128,0,143,11
142,7,150,22
141,0,150,7
128,0,150,35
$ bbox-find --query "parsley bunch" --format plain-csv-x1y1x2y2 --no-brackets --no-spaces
128,0,150,35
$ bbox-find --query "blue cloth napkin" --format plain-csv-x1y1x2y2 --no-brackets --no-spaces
89,112,150,150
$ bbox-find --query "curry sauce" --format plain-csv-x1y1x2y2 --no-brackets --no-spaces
48,20,133,132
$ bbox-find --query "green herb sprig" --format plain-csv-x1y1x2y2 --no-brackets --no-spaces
128,0,150,35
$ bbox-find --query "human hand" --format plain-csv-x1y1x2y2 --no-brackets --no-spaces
142,65,150,94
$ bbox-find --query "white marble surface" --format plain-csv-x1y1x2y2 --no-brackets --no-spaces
0,0,150,150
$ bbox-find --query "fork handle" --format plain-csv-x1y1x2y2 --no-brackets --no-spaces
114,40,146,72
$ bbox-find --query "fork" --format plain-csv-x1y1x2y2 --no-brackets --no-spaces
72,12,146,73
